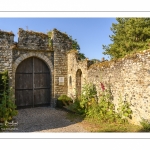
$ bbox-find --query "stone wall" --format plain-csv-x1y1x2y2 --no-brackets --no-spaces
53,29,72,99
67,50,91,99
88,50,150,124
0,30,14,85
1,27,149,124
17,28,50,51
0,28,73,107
68,49,150,125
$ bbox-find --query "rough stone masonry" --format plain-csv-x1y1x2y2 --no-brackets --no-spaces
67,49,150,125
0,28,72,107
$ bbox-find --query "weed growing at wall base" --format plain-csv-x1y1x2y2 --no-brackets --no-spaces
117,93,132,121
67,81,133,125
140,118,150,131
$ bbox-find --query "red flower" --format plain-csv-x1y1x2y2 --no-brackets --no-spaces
100,82,105,91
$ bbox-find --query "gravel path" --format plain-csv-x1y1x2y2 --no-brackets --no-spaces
10,107,88,132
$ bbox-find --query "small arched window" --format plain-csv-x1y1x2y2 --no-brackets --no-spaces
69,76,72,86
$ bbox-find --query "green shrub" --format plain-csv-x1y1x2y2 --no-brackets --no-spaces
58,95,72,101
67,99,85,115
0,71,9,99
86,88,120,123
71,81,132,124
140,119,150,131
80,81,97,112
0,70,18,130
117,94,133,123
57,95,72,107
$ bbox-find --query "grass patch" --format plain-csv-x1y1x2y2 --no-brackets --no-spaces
66,112,142,132
82,117,142,132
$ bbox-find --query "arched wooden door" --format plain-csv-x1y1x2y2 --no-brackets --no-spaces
76,69,82,99
15,57,51,108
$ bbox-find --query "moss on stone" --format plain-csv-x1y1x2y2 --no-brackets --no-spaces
0,30,14,36
53,28,69,39
18,28,48,39
89,49,150,70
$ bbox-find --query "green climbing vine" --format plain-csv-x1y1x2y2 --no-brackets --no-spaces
0,70,18,130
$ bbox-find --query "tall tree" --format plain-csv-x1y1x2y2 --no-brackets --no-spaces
103,18,150,59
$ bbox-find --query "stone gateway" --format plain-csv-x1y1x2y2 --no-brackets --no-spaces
0,28,72,108
0,28,150,125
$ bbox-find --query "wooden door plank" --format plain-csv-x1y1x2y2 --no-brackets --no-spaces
15,90,33,107
34,89,50,105
34,57,50,106
15,74,33,89
15,57,33,107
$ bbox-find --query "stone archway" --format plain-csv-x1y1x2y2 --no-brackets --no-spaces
76,69,82,99
15,57,51,107
13,52,54,107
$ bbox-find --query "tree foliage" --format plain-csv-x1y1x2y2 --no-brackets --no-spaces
69,35,86,60
47,29,86,60
103,18,150,59
69,36,80,50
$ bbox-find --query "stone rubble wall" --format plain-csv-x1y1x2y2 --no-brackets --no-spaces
87,50,150,124
0,30,14,85
0,28,73,107
17,28,50,51
53,29,72,99
67,50,89,99
68,49,150,125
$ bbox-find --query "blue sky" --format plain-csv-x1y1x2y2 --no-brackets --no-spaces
0,18,117,60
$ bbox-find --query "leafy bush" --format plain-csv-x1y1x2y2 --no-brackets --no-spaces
80,81,97,112
140,119,150,131
67,81,133,124
57,95,72,107
86,87,120,123
117,95,132,120
58,95,72,101
0,71,8,99
0,70,18,129
67,99,85,115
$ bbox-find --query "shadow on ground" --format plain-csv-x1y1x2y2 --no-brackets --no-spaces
2,107,86,132
2,107,148,133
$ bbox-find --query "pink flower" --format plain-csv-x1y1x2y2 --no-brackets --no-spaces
100,82,105,91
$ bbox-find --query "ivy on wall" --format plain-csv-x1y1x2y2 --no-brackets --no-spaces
0,70,9,99
0,70,18,127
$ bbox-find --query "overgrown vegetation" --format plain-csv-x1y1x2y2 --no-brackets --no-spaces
65,80,133,130
57,95,73,107
0,70,18,131
47,31,53,48
64,80,150,132
140,118,150,132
